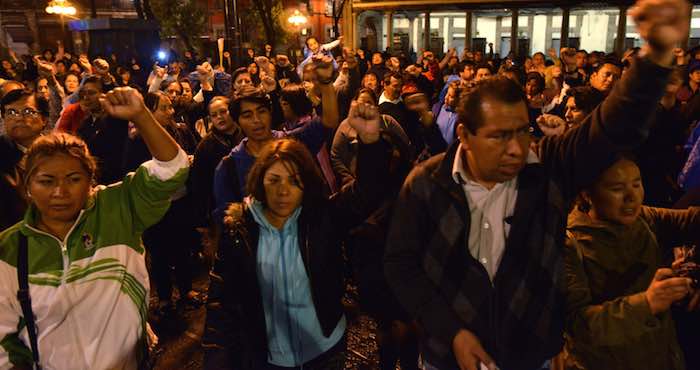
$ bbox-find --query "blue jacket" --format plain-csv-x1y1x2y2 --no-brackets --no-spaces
212,118,329,224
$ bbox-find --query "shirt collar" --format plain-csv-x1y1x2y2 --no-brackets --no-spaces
451,143,540,188
378,92,401,106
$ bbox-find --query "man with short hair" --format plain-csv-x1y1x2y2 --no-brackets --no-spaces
474,64,493,82
461,61,476,83
588,59,622,95
385,2,688,369
0,89,49,229
212,56,339,217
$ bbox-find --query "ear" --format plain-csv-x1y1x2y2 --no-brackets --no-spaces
456,123,470,148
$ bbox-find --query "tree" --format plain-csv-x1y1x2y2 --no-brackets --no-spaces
149,0,208,54
244,0,288,48
331,0,348,39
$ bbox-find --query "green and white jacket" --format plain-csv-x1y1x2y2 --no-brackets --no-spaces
0,149,189,370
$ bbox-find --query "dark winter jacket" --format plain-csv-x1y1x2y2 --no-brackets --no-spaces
384,56,673,370
202,138,395,370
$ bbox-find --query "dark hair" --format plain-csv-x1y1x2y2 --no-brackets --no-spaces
79,75,103,96
144,91,169,112
280,83,313,118
160,80,182,93
525,72,545,95
576,152,639,213
232,67,251,84
383,71,403,86
1,89,50,118
592,57,622,73
208,95,230,112
22,132,98,189
305,37,318,48
475,63,493,74
566,86,605,114
229,85,271,121
457,76,527,134
461,61,475,71
501,65,523,85
246,138,324,210
354,87,378,105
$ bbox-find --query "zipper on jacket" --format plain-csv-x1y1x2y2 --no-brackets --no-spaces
25,210,84,281
304,224,314,304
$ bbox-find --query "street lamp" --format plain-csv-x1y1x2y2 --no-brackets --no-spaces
46,0,77,15
288,9,308,27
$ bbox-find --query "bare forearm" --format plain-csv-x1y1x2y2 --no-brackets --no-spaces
319,84,339,129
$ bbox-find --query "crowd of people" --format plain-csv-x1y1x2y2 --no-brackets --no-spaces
0,0,699,369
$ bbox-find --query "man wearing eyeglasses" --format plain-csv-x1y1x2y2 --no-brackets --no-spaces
0,89,49,229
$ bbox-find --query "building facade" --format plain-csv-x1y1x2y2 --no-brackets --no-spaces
343,0,700,57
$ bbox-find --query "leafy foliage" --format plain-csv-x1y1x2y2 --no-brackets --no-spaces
240,0,289,49
150,0,208,54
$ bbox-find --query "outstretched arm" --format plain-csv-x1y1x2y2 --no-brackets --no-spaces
100,87,180,161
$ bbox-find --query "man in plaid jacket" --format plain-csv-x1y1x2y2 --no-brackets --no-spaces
385,1,691,370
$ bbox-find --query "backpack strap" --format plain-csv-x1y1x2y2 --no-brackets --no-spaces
16,233,42,370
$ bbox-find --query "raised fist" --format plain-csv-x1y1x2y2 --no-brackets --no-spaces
100,87,148,122
312,55,335,84
537,114,566,136
92,58,110,76
36,58,55,77
631,0,691,55
348,101,381,144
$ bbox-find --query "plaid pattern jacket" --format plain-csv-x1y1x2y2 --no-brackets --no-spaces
384,57,672,370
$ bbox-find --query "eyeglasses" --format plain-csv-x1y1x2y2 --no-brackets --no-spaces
4,108,40,119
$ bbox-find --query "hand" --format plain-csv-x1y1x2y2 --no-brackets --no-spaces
196,62,213,82
8,49,16,59
537,114,566,136
348,101,381,144
79,55,92,74
452,329,497,370
276,54,290,67
547,48,557,59
312,55,334,84
99,87,149,122
92,58,110,76
255,56,271,74
645,268,691,315
337,35,344,44
35,57,55,77
154,64,167,79
405,64,422,77
261,75,277,92
630,0,691,65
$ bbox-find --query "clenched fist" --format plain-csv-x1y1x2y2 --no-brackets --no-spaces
631,0,691,65
348,101,381,144
100,87,148,122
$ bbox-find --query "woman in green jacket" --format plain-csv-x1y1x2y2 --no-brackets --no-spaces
0,87,188,370
562,154,699,370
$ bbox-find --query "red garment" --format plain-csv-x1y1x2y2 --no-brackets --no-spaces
55,103,86,134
